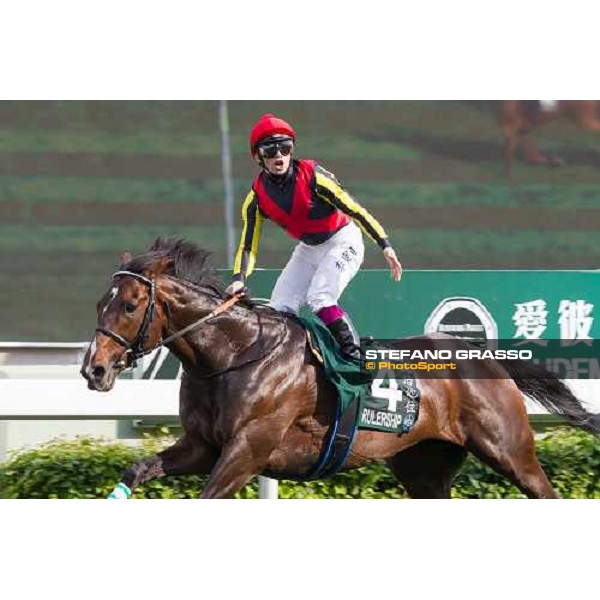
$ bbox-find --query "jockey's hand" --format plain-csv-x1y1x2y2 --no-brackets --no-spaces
225,280,246,297
383,247,403,282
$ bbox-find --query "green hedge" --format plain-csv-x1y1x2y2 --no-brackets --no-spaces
1,428,599,499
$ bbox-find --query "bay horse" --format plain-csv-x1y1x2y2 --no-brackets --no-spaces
501,100,600,175
81,239,600,498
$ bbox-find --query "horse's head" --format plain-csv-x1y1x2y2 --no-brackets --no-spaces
82,238,227,390
82,251,171,391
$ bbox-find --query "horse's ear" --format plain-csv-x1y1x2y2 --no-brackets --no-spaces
119,252,133,268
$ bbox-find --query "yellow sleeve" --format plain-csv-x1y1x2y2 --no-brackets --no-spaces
314,165,390,250
232,189,262,281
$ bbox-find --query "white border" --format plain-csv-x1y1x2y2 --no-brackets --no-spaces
1,1,598,595
1,500,598,599
1,1,597,99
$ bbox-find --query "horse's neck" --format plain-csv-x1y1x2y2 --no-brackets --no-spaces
161,281,261,373
171,321,254,374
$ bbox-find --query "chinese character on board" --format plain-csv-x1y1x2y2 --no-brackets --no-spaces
513,299,548,340
558,300,594,345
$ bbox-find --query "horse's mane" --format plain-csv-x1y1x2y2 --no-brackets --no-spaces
122,238,253,306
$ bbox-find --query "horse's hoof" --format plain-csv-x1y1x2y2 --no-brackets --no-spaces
547,155,566,167
527,155,565,167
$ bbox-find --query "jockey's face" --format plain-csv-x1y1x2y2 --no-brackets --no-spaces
257,139,294,176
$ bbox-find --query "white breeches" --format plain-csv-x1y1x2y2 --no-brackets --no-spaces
269,221,365,315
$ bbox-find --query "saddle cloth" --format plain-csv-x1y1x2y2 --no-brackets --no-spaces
301,316,421,436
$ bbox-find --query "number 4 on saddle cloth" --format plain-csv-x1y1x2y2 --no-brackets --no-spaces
299,316,421,481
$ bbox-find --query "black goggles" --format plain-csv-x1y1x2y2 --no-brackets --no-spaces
258,140,294,159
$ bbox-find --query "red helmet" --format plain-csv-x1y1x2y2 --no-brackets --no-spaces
249,113,296,156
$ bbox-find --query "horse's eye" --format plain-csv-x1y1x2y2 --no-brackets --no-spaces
124,303,137,314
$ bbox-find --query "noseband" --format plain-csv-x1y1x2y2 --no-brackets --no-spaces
95,270,243,369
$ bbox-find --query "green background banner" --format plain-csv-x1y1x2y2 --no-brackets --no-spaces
248,269,600,339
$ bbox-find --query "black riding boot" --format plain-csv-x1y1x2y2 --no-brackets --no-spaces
327,315,362,361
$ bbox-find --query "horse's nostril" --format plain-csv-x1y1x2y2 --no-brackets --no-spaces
92,365,106,380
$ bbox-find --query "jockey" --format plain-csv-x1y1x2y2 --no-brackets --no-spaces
225,113,402,359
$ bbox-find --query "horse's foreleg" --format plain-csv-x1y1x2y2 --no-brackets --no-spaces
200,418,288,499
113,434,217,497
523,134,565,166
199,440,260,499
201,429,285,499
501,101,521,176
503,101,564,169
503,132,519,176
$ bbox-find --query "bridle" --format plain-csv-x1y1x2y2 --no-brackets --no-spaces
94,271,286,377
95,271,157,366
95,271,243,370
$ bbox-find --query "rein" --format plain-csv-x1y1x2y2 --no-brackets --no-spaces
95,271,287,377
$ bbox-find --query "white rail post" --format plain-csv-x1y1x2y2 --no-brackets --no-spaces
258,476,279,499
218,100,236,268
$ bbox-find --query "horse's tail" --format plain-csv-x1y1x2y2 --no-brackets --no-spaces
498,358,600,435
